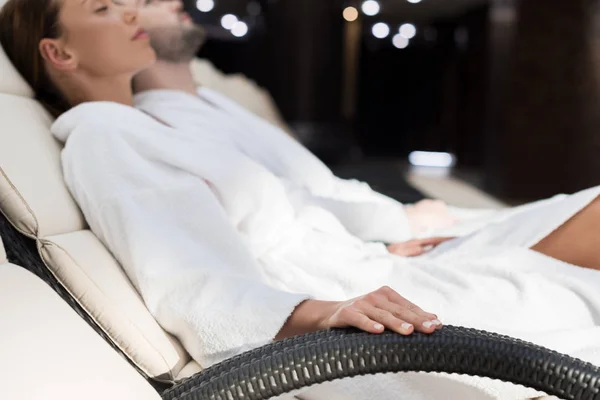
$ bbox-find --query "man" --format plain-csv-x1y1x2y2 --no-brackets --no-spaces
131,0,464,256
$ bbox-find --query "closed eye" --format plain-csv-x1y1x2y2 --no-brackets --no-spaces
95,5,108,12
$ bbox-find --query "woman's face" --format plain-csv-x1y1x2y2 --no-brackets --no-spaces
55,0,156,77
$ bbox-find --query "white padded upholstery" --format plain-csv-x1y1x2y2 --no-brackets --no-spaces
0,94,86,237
0,263,161,400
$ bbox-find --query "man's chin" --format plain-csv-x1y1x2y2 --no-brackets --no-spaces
181,20,195,28
147,25,207,63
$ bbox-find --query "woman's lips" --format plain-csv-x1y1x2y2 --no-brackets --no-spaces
132,28,149,41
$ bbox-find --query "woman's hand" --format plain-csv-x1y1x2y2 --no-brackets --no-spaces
387,237,455,257
405,199,459,235
275,286,442,340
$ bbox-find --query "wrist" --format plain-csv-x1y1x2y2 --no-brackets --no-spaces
275,299,338,340
295,299,336,331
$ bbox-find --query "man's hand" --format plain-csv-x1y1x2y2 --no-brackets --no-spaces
275,286,442,341
387,237,455,257
405,199,459,235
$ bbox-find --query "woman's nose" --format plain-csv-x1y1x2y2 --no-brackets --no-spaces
123,6,139,24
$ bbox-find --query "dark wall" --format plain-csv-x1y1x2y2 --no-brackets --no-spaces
485,0,600,200
196,0,345,124
355,6,491,163
193,0,600,200
195,1,494,162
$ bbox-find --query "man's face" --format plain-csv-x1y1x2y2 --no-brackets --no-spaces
133,0,206,62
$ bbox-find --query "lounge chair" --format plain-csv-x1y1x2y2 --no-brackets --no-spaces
0,236,161,400
0,9,597,398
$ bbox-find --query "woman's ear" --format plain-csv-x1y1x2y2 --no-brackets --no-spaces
39,38,77,71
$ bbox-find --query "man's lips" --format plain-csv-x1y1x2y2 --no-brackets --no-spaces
132,28,149,41
180,12,192,22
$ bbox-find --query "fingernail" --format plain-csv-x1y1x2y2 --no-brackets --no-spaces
422,321,433,329
432,319,443,326
401,323,413,331
374,323,384,331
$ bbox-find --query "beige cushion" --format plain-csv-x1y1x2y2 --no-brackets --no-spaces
0,0,192,380
0,264,161,400
39,230,189,378
190,58,292,135
175,360,203,381
0,94,86,237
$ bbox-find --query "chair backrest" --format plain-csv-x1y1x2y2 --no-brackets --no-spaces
0,0,197,382
0,256,161,400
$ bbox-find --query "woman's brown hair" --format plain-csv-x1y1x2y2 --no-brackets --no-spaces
0,0,71,118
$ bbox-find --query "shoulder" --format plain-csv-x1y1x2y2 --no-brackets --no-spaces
51,102,149,145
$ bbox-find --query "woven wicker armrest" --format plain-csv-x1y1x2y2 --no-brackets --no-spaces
163,327,600,400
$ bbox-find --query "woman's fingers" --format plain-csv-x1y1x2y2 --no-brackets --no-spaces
328,287,442,336
336,306,386,334
361,304,414,335
378,299,440,333
379,287,443,331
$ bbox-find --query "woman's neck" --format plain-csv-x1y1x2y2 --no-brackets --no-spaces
56,71,135,108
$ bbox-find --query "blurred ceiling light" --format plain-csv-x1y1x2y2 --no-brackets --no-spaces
361,0,380,16
407,0,422,3
372,22,390,39
343,6,359,22
399,23,417,39
392,34,409,49
221,14,238,30
408,151,456,168
231,21,249,37
196,0,214,12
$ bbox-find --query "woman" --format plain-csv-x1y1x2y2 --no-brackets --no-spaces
2,0,600,385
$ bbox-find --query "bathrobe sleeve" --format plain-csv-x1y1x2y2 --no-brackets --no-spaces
57,118,310,368
303,177,414,243
99,182,310,368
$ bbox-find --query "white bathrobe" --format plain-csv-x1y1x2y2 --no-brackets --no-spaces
134,88,425,243
52,101,600,399
133,88,567,240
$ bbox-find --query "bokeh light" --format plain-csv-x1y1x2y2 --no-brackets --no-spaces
343,7,359,22
372,22,390,39
361,0,380,16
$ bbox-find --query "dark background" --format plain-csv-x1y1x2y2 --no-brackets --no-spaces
185,0,600,202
